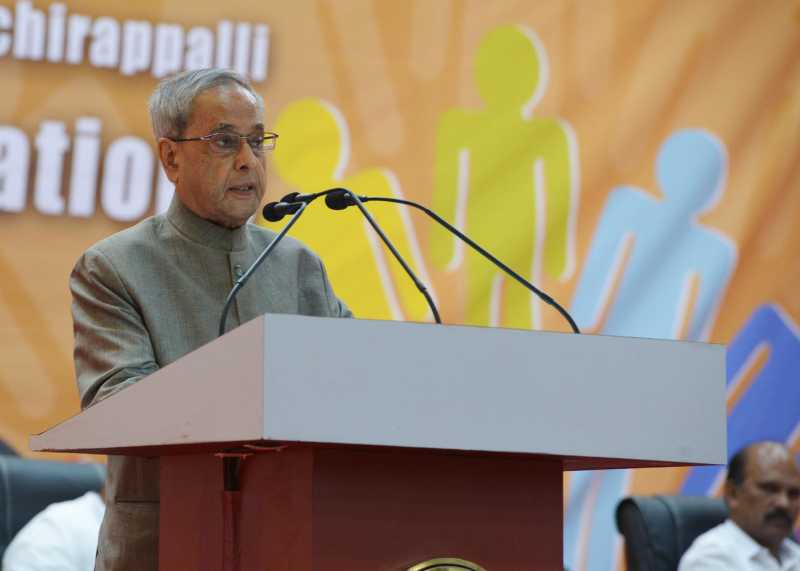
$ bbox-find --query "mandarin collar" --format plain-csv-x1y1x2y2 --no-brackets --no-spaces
166,197,249,252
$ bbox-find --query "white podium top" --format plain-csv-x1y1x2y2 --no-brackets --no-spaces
32,314,726,470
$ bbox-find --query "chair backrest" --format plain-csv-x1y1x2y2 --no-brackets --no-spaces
615,495,728,571
0,456,105,558
0,439,18,456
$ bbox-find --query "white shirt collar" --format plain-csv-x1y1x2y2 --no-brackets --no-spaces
724,519,800,567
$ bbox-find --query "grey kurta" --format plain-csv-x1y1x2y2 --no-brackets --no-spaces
71,197,350,570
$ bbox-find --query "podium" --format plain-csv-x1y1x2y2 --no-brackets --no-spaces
31,314,725,570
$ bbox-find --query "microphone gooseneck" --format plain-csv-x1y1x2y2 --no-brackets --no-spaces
218,201,309,336
324,189,442,324
328,191,580,334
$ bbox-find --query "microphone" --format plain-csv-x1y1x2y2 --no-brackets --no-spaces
263,188,344,223
262,200,302,222
280,191,318,204
324,189,441,324
325,190,580,333
281,187,350,206
264,187,346,223
325,189,363,210
218,201,309,336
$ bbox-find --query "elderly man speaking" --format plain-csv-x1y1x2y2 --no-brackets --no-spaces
70,69,351,570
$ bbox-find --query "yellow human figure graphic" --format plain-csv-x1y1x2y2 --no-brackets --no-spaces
431,25,578,329
261,99,433,321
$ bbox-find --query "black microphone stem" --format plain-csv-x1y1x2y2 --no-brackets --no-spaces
365,196,580,334
218,201,309,336
341,191,442,324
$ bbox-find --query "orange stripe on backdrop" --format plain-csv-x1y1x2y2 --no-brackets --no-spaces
726,344,770,415
0,251,81,460
673,273,699,342
791,428,800,456
327,1,405,156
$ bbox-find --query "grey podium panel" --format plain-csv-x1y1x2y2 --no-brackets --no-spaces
30,317,267,452
32,314,725,468
263,315,725,466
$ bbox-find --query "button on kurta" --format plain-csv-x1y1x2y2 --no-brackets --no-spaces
234,264,244,278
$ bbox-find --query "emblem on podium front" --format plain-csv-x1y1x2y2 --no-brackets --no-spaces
406,558,486,571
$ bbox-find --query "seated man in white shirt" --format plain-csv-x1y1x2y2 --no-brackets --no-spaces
2,490,105,571
679,441,800,570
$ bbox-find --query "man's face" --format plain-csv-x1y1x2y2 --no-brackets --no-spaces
726,445,800,552
161,84,266,228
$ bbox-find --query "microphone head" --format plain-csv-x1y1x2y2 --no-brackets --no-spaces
280,192,300,203
325,189,353,211
262,201,286,222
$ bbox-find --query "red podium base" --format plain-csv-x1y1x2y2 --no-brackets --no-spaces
160,445,562,570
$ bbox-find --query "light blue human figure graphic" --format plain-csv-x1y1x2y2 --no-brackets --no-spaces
570,128,736,339
564,129,737,571
564,470,631,571
682,304,800,496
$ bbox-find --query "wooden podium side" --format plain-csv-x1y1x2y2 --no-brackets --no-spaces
31,314,727,570
160,447,563,570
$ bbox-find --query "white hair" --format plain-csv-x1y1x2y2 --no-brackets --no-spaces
148,68,264,139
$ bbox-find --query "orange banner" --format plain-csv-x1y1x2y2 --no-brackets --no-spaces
1,1,799,568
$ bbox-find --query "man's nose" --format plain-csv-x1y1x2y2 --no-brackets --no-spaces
773,489,792,510
233,141,260,170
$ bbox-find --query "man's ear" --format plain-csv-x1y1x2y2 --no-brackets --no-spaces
158,138,180,183
724,480,739,509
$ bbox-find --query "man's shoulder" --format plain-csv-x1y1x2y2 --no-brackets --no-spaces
37,491,103,522
81,214,165,261
678,521,748,569
684,520,732,551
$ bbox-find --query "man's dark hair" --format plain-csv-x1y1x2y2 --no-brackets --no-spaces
726,441,788,487
727,446,750,487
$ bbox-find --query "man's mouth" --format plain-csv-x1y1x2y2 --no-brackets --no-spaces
228,184,256,193
764,510,793,528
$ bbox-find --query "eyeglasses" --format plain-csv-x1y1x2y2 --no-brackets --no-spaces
169,131,279,155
